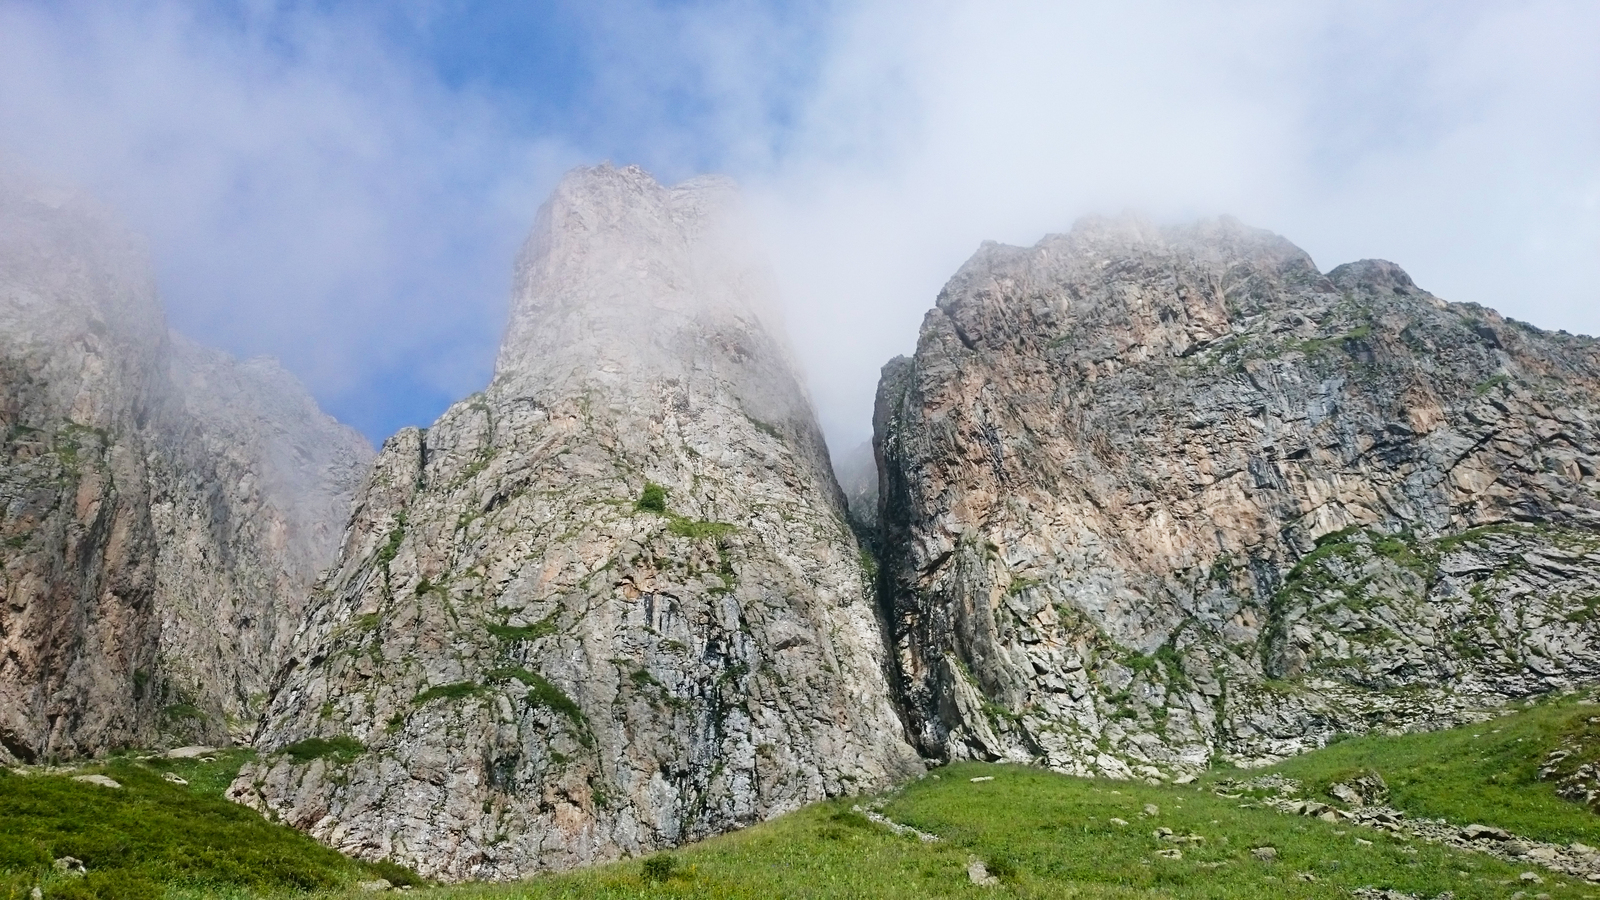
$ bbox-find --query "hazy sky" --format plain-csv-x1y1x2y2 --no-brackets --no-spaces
1,1,1596,449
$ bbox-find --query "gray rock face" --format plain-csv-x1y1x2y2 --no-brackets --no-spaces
874,216,1600,776
233,165,921,881
0,175,372,763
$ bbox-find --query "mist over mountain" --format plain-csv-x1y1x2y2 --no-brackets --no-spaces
0,2,1594,450
3,156,1600,887
229,166,919,880
0,171,371,764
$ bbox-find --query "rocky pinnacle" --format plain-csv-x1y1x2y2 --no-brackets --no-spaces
234,165,921,881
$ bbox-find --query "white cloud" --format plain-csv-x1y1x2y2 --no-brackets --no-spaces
0,1,577,436
1,1,1594,449
746,0,1600,445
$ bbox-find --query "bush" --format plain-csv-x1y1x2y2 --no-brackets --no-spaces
641,853,677,882
279,736,365,763
636,482,668,514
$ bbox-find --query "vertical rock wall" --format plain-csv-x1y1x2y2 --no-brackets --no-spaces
235,166,920,881
0,176,371,762
875,217,1600,777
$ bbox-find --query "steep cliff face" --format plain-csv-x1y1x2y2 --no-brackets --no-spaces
875,216,1600,778
0,177,371,762
234,166,921,881
147,335,375,742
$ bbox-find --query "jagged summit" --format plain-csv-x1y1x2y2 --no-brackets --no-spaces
237,164,919,881
876,216,1600,774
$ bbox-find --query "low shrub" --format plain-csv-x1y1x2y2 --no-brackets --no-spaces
279,735,365,763
635,483,668,514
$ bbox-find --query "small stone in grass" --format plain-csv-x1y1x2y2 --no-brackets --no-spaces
967,859,999,887
53,858,86,877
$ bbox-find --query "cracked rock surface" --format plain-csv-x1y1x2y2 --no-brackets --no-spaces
233,165,921,881
0,174,372,763
874,216,1600,776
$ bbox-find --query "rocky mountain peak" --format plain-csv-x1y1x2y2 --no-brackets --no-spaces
0,171,371,762
496,165,796,415
877,216,1600,773
237,165,918,881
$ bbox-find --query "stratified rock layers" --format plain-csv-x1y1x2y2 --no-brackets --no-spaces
0,178,372,762
875,217,1600,777
235,166,921,881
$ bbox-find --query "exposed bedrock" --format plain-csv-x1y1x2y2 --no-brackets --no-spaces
0,175,372,763
874,216,1600,778
233,165,921,881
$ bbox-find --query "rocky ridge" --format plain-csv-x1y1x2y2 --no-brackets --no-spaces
874,216,1600,777
0,175,372,763
232,165,921,881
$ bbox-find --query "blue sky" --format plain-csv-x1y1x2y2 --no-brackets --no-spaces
1,1,1597,449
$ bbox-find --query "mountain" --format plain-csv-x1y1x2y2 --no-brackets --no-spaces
0,175,372,763
231,165,921,881
873,216,1600,776
13,163,1600,885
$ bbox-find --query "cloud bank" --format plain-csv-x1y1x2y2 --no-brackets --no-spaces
1,1,1595,448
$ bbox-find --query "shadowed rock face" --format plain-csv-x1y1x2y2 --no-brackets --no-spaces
874,216,1600,777
0,177,372,763
234,165,922,882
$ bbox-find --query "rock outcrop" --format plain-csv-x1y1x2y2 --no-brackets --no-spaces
0,175,372,763
874,216,1600,776
233,165,921,881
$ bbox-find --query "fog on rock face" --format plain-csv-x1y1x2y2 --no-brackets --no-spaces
0,173,372,763
7,162,1600,886
232,165,920,881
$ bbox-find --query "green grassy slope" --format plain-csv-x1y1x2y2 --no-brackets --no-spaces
5,697,1600,899
1263,696,1600,846
0,751,418,900
444,762,1573,899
